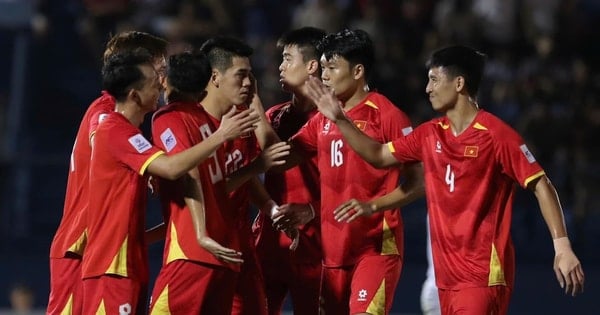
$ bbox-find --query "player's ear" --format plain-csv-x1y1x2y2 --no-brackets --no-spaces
129,89,142,105
307,59,319,75
210,69,220,88
353,63,364,80
455,76,466,93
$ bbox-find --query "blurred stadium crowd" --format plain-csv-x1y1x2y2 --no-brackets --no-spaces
0,0,599,312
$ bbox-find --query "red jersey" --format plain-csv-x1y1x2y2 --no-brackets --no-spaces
388,110,545,290
291,92,413,267
152,101,240,271
50,92,114,258
82,112,164,282
256,102,322,264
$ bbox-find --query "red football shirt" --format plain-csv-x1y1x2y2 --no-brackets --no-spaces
292,92,413,267
256,102,322,264
50,91,114,258
152,101,240,271
388,110,545,290
82,112,164,282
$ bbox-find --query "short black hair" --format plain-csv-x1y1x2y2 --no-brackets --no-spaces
167,51,211,94
426,45,486,96
318,29,375,79
196,36,253,73
102,48,154,102
277,27,327,64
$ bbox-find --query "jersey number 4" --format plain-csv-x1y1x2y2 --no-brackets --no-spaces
445,164,455,192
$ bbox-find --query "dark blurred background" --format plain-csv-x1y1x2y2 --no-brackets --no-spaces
0,0,599,314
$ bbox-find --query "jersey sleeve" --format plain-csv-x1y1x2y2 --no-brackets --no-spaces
109,123,164,175
380,104,413,142
152,111,195,154
387,124,424,163
495,128,545,188
88,110,111,142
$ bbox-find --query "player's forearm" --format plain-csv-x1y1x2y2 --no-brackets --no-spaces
226,159,262,193
335,117,388,168
182,174,208,241
152,135,224,180
533,175,569,239
248,177,273,213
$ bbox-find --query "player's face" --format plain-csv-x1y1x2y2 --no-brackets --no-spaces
216,56,253,108
137,64,161,112
320,54,356,102
426,66,459,112
279,45,310,93
152,55,167,91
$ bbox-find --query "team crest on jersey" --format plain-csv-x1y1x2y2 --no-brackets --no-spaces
160,128,177,152
435,140,442,153
464,145,479,157
128,134,152,153
520,144,536,163
354,120,367,131
322,120,331,134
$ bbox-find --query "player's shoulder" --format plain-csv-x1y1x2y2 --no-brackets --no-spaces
153,101,201,123
475,110,520,138
84,92,115,117
364,92,408,115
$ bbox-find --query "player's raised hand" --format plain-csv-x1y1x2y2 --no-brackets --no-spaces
256,142,291,171
553,237,584,296
198,235,243,264
333,199,376,223
216,106,260,141
272,203,315,230
304,76,345,122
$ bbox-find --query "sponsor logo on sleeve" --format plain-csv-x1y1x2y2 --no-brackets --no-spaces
160,128,177,152
128,134,152,153
402,126,413,136
464,145,479,157
520,144,536,163
98,113,108,123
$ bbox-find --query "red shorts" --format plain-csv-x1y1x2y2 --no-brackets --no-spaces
82,275,146,315
148,259,238,315
438,286,511,315
47,254,83,315
320,255,402,315
232,248,268,315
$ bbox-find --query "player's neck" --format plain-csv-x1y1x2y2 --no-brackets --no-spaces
446,97,479,136
114,102,145,127
201,92,230,120
291,93,315,113
342,88,369,112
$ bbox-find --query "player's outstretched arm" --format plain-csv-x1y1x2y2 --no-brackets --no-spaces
334,162,425,223
530,175,584,296
304,76,398,168
147,108,260,180
184,168,243,264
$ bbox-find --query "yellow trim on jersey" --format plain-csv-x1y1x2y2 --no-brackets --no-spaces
59,293,74,315
149,285,171,315
473,122,488,130
386,142,396,153
89,131,97,145
437,122,450,129
96,299,107,315
106,236,128,277
366,279,386,315
67,229,87,255
364,100,379,109
488,244,506,286
524,170,546,188
166,222,188,264
381,218,399,255
139,151,165,175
